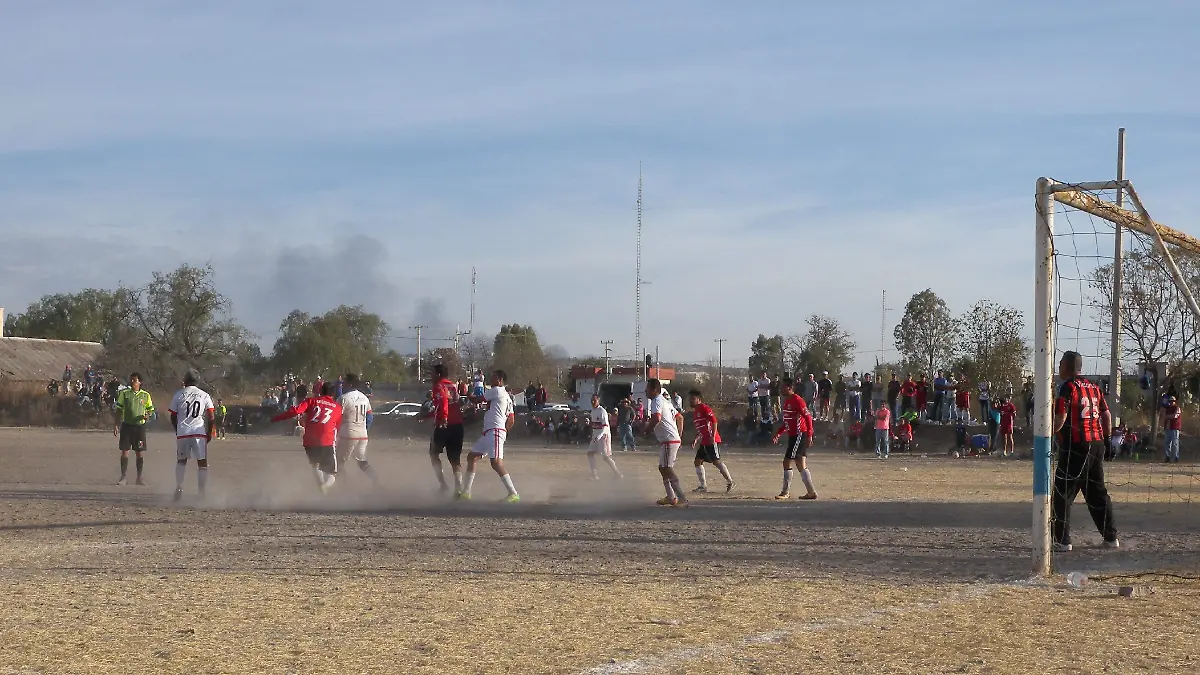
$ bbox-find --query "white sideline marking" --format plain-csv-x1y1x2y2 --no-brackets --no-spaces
580,580,1033,675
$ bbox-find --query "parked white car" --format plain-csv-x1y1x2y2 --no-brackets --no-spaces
375,402,424,417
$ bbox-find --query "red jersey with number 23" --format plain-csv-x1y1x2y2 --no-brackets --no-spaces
692,403,722,445
272,396,343,447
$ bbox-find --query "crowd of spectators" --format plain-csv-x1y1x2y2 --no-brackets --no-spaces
46,364,124,412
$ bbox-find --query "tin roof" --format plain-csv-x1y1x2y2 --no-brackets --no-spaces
0,337,105,382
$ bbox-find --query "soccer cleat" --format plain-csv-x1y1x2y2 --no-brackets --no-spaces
798,493,818,500
672,499,689,508
656,496,678,506
116,476,128,486
1103,538,1121,549
135,477,147,486
692,486,709,493
726,482,735,494
1051,542,1073,553
172,488,183,503
774,492,791,500
319,482,332,494
455,491,470,501
502,494,521,503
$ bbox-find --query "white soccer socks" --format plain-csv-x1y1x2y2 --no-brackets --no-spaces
588,453,599,479
197,468,208,494
800,469,815,496
695,465,707,489
175,463,186,490
717,463,733,485
781,469,794,495
462,471,476,496
500,473,518,497
604,456,623,478
668,477,686,502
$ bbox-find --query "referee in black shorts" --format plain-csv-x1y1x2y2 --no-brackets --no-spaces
1051,350,1119,552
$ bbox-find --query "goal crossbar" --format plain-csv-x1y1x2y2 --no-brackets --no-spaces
1051,186,1200,255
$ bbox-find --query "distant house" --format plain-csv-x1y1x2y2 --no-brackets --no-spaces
0,308,105,384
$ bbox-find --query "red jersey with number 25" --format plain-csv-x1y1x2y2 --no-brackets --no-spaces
776,393,813,438
272,396,343,447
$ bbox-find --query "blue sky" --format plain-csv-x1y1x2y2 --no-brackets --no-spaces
2,1,1199,371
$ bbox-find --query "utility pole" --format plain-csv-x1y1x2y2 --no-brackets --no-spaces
410,325,426,381
600,340,614,382
635,163,645,380
714,338,728,400
1110,128,1126,426
879,290,891,379
452,326,471,375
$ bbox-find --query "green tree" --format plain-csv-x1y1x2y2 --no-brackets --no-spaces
748,334,785,376
956,300,1030,390
270,305,406,383
493,324,554,391
424,347,462,381
119,264,253,382
786,315,857,377
4,289,127,344
893,289,958,376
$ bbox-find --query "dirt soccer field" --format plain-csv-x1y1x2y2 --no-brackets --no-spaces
0,427,1197,675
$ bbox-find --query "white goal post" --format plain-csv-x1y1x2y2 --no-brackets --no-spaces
1033,177,1200,576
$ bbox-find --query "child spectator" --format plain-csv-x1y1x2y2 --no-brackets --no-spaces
874,405,891,459
995,396,1017,457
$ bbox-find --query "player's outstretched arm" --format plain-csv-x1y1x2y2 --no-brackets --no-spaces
270,399,308,424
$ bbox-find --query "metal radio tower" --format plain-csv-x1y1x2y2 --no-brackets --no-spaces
635,163,644,377
469,266,476,336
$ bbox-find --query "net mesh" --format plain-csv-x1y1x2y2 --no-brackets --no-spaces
1048,182,1200,576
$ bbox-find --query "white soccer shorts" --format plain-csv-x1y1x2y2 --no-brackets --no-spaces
176,437,207,462
658,441,681,469
471,428,507,460
589,434,612,456
338,438,369,462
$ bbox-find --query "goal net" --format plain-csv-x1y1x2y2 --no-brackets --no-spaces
1035,177,1200,580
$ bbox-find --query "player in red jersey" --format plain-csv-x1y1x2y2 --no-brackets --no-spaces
772,377,817,500
995,396,1018,457
688,390,734,494
422,363,466,495
271,382,344,493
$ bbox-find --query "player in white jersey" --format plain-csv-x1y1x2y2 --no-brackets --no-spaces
645,378,688,507
336,373,377,483
167,370,215,502
586,394,623,480
460,370,519,502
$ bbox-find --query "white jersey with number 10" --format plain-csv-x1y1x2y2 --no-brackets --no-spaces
169,386,215,439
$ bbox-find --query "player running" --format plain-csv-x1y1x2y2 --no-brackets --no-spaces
113,372,155,486
772,377,817,500
646,378,688,507
689,389,734,494
586,393,623,480
167,371,215,502
337,373,377,483
424,364,465,496
271,382,343,493
459,370,519,502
